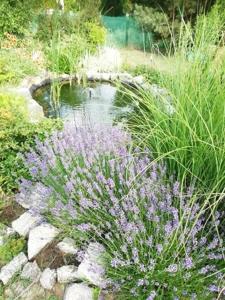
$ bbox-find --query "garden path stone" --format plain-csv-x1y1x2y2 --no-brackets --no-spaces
57,265,79,283
0,252,28,285
40,268,57,290
27,223,60,260
57,237,78,255
63,283,93,300
21,261,41,282
12,211,43,237
77,242,106,287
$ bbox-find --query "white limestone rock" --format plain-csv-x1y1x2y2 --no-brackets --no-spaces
101,73,111,81
77,242,106,287
28,223,60,260
21,261,41,282
109,73,119,81
57,237,78,255
40,268,56,290
16,183,44,209
118,72,133,83
63,283,93,300
57,265,79,284
149,84,175,115
12,211,43,237
133,75,145,85
0,252,28,285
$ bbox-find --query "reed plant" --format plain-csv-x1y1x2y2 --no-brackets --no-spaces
127,5,225,193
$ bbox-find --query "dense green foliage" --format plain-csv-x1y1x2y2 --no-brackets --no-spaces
0,0,35,37
0,236,26,266
0,93,62,193
0,49,38,85
102,0,216,43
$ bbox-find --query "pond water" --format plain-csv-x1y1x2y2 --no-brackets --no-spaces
33,82,132,125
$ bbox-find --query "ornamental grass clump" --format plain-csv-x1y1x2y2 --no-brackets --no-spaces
16,124,224,299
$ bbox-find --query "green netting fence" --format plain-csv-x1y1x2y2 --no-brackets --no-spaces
101,16,153,50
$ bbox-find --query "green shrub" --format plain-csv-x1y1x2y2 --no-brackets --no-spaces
84,22,106,49
0,93,62,193
0,49,38,85
0,237,26,266
0,0,34,37
35,11,78,42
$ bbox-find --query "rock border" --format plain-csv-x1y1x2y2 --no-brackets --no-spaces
4,70,173,123
6,71,143,123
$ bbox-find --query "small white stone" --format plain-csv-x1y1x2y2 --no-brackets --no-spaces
118,72,133,83
133,75,144,85
40,268,56,290
63,283,93,300
57,265,79,283
101,73,110,81
0,252,28,285
12,211,43,237
28,223,59,260
57,238,78,255
21,261,41,282
77,242,106,287
109,73,118,81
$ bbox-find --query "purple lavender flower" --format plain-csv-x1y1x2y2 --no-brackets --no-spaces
16,124,225,300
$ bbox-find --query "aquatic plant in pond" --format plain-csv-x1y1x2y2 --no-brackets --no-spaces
16,124,225,299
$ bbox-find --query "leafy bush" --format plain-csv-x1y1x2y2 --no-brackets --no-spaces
0,237,26,266
0,0,34,37
0,93,62,193
16,124,224,299
35,12,78,42
84,22,106,49
0,49,38,85
128,6,225,192
134,4,174,41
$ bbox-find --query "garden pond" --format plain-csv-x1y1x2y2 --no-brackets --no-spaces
33,81,133,125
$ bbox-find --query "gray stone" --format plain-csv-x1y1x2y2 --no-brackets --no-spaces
109,73,119,81
77,242,106,287
133,75,144,85
28,223,60,260
63,283,93,300
118,73,133,83
40,268,57,290
21,261,41,282
57,237,78,255
12,211,43,237
57,265,79,284
16,183,44,209
101,73,111,81
5,281,47,300
0,252,28,285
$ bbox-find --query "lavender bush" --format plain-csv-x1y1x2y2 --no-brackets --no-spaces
17,124,224,299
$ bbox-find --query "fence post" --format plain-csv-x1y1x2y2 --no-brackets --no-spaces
125,13,129,47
